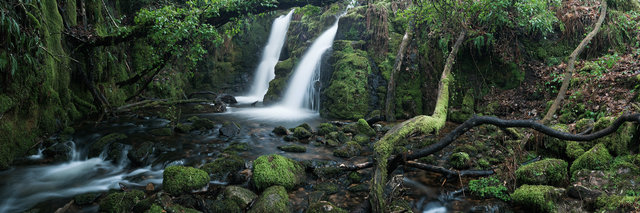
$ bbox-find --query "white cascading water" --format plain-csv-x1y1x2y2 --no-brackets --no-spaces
0,138,164,212
236,9,295,104
231,1,356,121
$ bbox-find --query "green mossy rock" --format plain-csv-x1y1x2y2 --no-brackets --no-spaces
593,116,636,156
570,143,612,175
565,141,585,159
74,192,100,206
175,123,193,133
218,186,258,209
333,141,362,158
208,199,243,213
542,124,568,156
273,126,290,135
224,142,250,154
127,141,154,166
248,185,290,213
305,201,347,213
99,190,145,213
201,155,244,181
596,194,640,212
89,133,127,157
449,152,470,169
163,166,209,195
327,131,349,143
296,123,313,132
516,158,568,186
317,123,338,136
190,116,215,130
511,185,564,213
252,154,304,191
574,118,594,133
321,45,371,120
313,166,344,179
150,127,173,136
344,119,376,137
353,134,370,145
293,127,312,139
278,144,307,153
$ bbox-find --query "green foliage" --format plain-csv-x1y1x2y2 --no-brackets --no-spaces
579,53,621,78
468,177,510,201
162,166,209,195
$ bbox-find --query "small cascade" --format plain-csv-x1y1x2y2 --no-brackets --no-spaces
280,2,356,110
241,9,295,103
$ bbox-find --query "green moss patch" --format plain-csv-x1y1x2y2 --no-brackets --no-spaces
248,185,290,213
516,158,568,186
511,185,564,213
570,143,612,175
99,190,145,213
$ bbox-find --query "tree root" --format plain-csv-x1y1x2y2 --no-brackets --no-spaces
405,161,494,179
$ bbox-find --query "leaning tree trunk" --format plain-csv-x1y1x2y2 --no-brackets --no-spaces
542,0,607,123
370,31,465,213
384,25,413,122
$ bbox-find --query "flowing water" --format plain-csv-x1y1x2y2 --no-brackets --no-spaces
240,9,295,103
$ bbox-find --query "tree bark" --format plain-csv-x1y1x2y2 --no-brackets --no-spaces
542,0,607,123
384,26,413,121
370,31,465,213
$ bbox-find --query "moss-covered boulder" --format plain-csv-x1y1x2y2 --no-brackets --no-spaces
596,194,640,212
163,166,209,195
89,133,127,157
278,144,307,153
219,121,240,138
565,141,585,159
248,185,290,213
150,127,173,136
189,116,215,130
293,127,312,139
542,124,568,156
296,123,313,132
511,185,564,213
99,190,145,213
570,143,612,175
217,186,258,209
327,131,349,143
306,201,348,213
449,152,471,169
516,158,568,186
317,123,338,136
252,154,304,191
333,141,362,158
593,116,637,156
344,119,376,137
313,166,344,179
320,45,371,120
263,58,293,105
201,155,245,182
175,123,193,133
353,134,370,145
273,126,290,135
127,141,154,166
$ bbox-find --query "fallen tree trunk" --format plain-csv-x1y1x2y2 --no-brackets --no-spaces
542,0,607,123
370,31,465,213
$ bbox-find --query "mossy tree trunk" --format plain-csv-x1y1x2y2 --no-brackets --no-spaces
370,31,465,213
542,0,607,123
384,25,413,122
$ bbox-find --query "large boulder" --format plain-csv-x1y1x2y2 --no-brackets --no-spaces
201,155,245,183
570,143,612,175
516,158,568,186
252,154,304,191
316,123,338,136
293,127,312,139
343,119,375,137
593,116,637,156
248,185,290,213
217,186,257,209
163,166,209,195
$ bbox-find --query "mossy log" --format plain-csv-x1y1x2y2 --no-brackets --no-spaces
542,0,607,123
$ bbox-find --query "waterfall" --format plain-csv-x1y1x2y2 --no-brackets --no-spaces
244,9,295,102
280,2,356,110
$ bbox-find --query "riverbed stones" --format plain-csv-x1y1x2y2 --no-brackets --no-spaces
43,142,72,162
163,166,209,195
248,185,290,213
127,141,154,166
511,185,565,213
333,141,362,158
343,119,375,137
252,154,304,191
515,158,568,186
150,127,173,136
201,155,244,183
317,123,338,136
306,201,347,213
219,121,240,138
